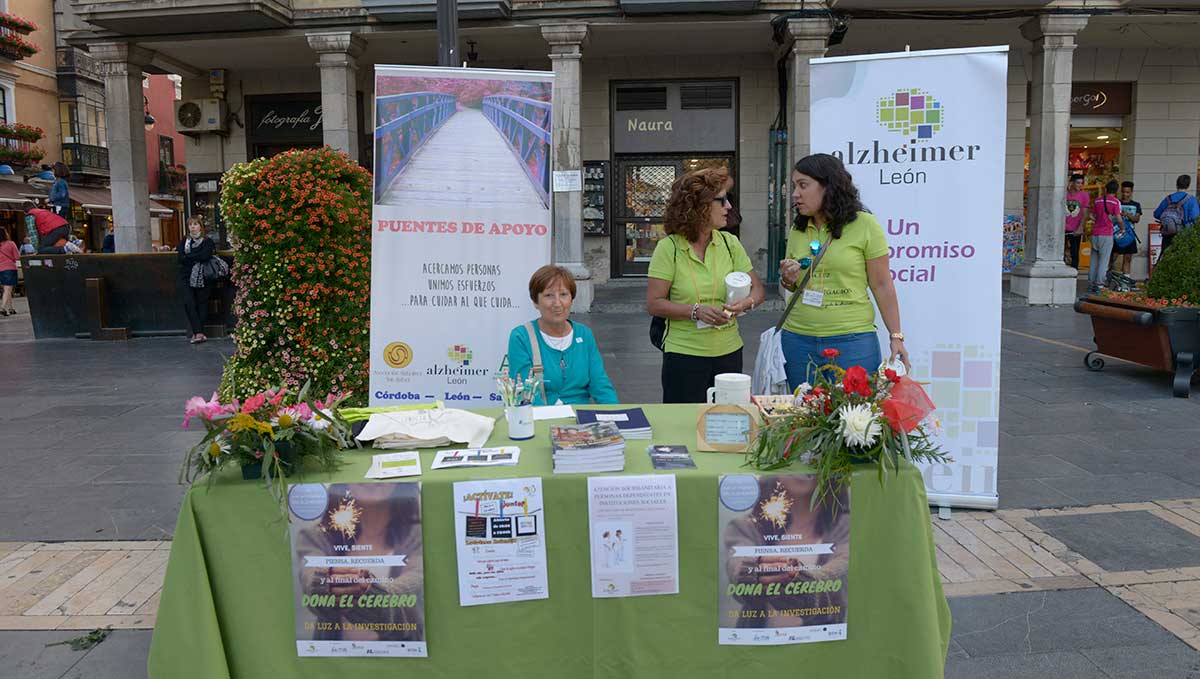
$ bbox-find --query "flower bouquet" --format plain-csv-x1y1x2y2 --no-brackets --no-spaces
181,383,357,515
745,349,951,508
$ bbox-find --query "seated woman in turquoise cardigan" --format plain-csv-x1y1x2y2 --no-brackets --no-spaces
507,265,618,406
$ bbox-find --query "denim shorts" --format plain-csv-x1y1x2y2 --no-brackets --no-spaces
0,269,16,287
780,330,882,391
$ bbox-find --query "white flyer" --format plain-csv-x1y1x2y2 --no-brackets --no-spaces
431,447,520,470
365,451,422,479
586,475,679,598
453,477,548,606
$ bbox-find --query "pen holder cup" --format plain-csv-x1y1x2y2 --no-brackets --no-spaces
505,404,535,440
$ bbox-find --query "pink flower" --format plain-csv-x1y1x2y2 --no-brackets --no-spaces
183,392,228,428
254,450,264,459
241,393,268,414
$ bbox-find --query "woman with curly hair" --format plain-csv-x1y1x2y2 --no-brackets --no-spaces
778,154,909,390
646,167,765,403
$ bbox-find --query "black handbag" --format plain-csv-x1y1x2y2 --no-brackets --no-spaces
202,257,229,283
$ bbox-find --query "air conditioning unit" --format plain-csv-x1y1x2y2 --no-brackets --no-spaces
175,99,227,135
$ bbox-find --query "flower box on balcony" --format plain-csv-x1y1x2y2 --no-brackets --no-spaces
0,32,38,60
0,13,38,34
0,123,44,143
0,145,44,166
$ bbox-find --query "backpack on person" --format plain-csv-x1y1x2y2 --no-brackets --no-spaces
1112,199,1137,250
1159,194,1189,236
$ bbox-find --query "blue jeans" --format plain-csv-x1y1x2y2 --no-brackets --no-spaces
780,330,882,391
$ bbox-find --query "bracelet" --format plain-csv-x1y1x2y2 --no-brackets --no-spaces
889,332,905,341
690,303,700,321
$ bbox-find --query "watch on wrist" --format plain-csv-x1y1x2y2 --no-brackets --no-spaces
889,332,905,341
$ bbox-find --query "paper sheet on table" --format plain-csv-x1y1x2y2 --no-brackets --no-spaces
533,405,575,421
357,408,496,449
365,451,423,479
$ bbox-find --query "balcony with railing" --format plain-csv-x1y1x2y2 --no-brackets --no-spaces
62,143,110,176
78,0,292,35
0,123,45,168
0,13,39,62
362,0,510,21
156,165,187,196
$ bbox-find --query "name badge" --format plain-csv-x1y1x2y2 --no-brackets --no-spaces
801,289,824,307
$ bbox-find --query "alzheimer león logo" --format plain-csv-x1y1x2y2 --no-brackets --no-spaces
876,89,943,143
447,345,473,366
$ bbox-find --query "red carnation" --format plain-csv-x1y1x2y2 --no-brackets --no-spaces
885,368,901,384
821,348,840,359
842,365,873,398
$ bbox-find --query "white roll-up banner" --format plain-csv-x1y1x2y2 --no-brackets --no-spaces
810,47,1008,509
370,65,555,407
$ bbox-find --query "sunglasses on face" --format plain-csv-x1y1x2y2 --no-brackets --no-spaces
712,196,731,207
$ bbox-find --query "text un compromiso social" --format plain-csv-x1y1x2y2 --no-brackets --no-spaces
377,220,548,236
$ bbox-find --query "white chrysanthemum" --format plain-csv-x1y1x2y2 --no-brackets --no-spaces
308,408,335,431
837,403,882,448
796,382,812,395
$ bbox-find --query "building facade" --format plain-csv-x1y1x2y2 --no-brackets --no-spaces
0,0,62,247
59,0,1200,306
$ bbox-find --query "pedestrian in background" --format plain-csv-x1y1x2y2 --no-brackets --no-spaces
1064,174,1090,270
178,216,214,344
646,167,765,403
724,191,743,240
1113,180,1141,275
49,162,70,218
23,201,69,254
1089,180,1121,293
1153,174,1200,254
101,226,115,253
0,229,18,316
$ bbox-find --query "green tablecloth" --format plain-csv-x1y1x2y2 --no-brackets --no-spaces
148,404,950,678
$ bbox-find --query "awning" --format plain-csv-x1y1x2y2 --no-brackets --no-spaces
0,181,175,216
0,180,33,205
68,185,176,216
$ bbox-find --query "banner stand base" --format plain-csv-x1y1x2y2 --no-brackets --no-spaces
927,493,999,512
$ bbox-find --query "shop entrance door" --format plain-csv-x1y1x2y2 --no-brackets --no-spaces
612,155,734,277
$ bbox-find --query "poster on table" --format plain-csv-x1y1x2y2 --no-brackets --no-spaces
586,474,679,598
718,474,849,645
810,46,1008,509
287,482,427,658
370,65,555,407
453,477,549,606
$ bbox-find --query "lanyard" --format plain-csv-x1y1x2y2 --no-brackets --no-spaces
682,234,718,306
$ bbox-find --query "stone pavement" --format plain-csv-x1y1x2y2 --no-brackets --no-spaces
0,293,1198,678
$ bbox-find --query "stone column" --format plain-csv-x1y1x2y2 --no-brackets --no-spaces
785,16,832,166
307,32,365,161
1011,15,1089,305
93,42,154,253
541,23,591,311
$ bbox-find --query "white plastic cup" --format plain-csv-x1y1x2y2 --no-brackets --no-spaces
505,404,535,440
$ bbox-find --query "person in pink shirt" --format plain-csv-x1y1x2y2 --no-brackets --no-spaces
0,229,18,316
1064,174,1091,270
1088,179,1120,293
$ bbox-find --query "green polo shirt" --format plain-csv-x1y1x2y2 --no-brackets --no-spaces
783,212,889,337
648,230,753,357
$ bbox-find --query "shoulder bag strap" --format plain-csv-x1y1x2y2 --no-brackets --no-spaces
524,322,549,403
774,233,834,332
718,229,734,259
